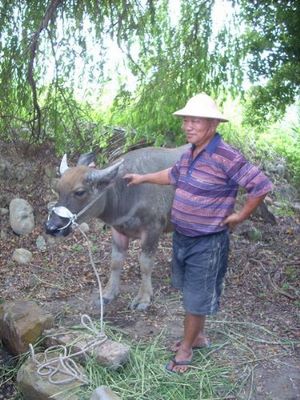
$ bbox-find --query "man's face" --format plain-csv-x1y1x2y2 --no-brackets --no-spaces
182,117,219,147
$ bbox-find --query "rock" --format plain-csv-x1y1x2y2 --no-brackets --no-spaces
12,248,33,264
0,301,54,355
0,207,8,215
17,354,83,400
1,229,8,240
90,386,121,400
246,227,263,242
291,202,300,212
94,338,130,369
36,235,47,251
9,198,35,235
79,222,90,233
45,328,130,369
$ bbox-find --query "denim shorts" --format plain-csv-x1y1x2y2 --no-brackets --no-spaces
172,230,229,315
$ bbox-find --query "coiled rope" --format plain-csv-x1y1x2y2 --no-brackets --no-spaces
29,224,107,385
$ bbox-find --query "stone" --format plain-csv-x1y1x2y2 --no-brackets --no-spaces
36,235,47,251
9,198,35,235
291,202,300,212
12,248,33,264
0,301,54,355
0,207,8,215
90,386,121,400
1,229,8,240
79,222,90,233
45,328,130,369
17,353,83,400
246,227,263,242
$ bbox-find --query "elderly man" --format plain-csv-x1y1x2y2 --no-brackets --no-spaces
124,93,272,373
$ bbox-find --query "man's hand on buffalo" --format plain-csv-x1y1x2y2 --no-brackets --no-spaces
124,169,171,186
124,173,145,186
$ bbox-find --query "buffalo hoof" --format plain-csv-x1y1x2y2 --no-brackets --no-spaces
129,300,150,311
93,297,111,309
102,297,113,305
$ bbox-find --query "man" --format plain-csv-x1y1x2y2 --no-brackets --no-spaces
124,93,273,373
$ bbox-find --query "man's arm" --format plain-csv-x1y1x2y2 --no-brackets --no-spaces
124,168,171,186
221,194,267,230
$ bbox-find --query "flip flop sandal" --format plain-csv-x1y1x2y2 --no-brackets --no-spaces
170,339,211,352
165,357,192,373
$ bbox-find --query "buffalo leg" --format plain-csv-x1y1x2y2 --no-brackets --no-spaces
103,227,129,304
130,230,160,311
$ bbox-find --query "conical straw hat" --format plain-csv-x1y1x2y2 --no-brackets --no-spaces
173,93,228,122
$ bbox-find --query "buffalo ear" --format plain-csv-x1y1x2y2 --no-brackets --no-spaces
86,159,124,184
77,152,96,167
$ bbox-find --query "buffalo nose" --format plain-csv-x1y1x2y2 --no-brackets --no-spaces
44,221,59,235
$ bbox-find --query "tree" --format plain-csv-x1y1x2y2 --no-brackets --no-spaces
238,0,300,124
0,0,299,151
0,0,242,149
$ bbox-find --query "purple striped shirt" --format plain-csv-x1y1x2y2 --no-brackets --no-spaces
168,133,273,236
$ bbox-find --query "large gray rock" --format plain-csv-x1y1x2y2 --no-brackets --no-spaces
0,301,54,355
17,354,83,400
45,328,130,369
91,386,121,400
9,198,35,235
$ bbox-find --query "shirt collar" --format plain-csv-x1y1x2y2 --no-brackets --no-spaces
191,132,221,155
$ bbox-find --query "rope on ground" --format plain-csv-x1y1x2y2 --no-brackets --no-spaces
29,224,107,385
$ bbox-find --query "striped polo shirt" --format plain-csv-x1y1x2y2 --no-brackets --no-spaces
168,133,273,237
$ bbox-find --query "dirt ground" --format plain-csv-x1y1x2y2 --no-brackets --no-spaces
0,141,299,399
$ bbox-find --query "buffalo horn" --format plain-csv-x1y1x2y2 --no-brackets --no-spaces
60,154,69,175
87,159,124,183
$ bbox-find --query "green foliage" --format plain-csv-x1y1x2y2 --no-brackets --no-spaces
0,0,244,150
109,1,243,145
0,0,299,161
218,103,300,185
239,0,300,121
259,124,300,184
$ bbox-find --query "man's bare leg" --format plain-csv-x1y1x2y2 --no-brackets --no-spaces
167,313,207,373
170,313,209,352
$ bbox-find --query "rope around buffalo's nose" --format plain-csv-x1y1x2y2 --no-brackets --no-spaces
29,223,107,385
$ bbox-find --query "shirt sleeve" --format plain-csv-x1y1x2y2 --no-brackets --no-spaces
168,160,180,185
226,154,273,198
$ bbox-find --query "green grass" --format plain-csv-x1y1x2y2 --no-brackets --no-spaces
74,330,235,400
2,320,299,399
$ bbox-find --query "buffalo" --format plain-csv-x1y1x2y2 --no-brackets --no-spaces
45,145,188,310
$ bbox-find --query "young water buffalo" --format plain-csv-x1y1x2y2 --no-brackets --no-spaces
45,145,188,310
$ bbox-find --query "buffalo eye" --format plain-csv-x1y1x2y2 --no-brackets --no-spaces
74,189,86,197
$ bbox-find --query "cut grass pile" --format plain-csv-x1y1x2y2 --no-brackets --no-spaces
77,329,236,400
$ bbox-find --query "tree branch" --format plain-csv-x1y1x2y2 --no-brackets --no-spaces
27,0,63,141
